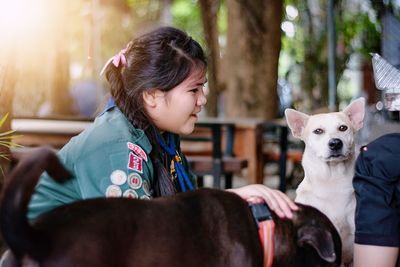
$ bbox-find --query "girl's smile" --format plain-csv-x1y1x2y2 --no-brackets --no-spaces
144,68,207,135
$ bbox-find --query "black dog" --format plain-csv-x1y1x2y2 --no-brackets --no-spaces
0,147,341,267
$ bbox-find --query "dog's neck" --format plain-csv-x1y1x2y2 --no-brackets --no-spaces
302,148,356,185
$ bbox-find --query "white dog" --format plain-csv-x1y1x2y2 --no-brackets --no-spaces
285,98,365,266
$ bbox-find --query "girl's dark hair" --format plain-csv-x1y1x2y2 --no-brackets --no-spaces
104,26,207,197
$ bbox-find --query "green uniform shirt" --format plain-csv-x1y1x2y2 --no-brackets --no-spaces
28,107,195,220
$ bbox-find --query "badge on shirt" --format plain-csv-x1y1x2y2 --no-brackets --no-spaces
123,189,138,199
127,142,148,162
127,172,143,189
127,152,143,173
142,180,152,196
110,170,127,185
105,185,122,198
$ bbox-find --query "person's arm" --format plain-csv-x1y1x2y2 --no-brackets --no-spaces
28,170,80,221
227,184,298,219
353,134,400,267
354,244,399,267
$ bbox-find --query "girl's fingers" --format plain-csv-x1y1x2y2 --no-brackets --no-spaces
258,188,298,219
277,190,299,210
228,184,298,219
265,189,293,218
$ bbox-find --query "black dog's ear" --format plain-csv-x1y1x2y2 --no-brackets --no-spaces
297,225,336,263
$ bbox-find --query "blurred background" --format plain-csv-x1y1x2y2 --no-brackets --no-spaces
0,0,400,187
2,0,399,120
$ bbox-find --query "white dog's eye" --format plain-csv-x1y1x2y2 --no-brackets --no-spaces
338,125,348,132
313,128,324,134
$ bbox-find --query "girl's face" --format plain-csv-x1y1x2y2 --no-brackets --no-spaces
145,68,207,135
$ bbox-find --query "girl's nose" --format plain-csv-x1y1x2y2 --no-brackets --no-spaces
197,89,207,106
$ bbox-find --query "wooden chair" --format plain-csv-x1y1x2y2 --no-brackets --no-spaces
181,122,248,189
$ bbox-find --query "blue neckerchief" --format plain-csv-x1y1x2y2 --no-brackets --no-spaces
156,132,194,192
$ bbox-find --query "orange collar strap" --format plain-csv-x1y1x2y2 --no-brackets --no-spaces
249,203,275,267
258,220,275,267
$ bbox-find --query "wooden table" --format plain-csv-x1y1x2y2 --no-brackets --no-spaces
11,117,91,148
12,116,289,188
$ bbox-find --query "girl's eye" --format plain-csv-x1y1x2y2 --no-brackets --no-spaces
190,86,204,93
313,128,324,135
339,125,348,131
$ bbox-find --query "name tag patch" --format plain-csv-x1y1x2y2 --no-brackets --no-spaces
127,152,143,173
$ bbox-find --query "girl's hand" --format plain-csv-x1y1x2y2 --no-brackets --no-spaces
227,184,298,219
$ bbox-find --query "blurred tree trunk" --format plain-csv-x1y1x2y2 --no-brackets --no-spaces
300,1,329,110
160,0,173,24
49,2,75,116
224,0,283,119
50,40,74,116
199,0,221,117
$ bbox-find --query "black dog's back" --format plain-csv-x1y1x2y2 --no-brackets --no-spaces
0,147,341,267
31,191,262,267
0,148,262,266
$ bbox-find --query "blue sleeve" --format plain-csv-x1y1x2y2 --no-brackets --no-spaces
353,133,400,247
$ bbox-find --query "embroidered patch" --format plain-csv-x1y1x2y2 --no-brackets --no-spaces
127,142,148,162
123,189,138,199
127,172,143,189
110,170,127,186
127,152,143,173
142,180,152,196
105,185,122,198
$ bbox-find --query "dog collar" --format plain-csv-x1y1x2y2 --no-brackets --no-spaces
249,203,275,267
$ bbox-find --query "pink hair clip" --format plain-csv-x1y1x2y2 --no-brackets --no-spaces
100,48,128,76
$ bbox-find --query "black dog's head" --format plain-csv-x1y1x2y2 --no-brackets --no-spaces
272,203,342,267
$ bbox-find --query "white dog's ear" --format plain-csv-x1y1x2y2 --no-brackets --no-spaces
285,109,309,139
342,97,365,131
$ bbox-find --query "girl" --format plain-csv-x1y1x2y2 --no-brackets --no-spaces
27,26,297,221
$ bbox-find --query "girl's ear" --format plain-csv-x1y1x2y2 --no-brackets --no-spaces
142,90,161,108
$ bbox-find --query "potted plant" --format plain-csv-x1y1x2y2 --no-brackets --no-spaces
0,113,21,176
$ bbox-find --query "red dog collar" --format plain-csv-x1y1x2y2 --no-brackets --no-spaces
249,203,275,267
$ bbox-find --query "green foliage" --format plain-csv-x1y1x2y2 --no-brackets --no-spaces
337,11,380,60
217,1,227,34
171,0,227,49
171,0,205,46
280,0,382,107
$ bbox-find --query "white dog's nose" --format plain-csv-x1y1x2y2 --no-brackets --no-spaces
329,138,343,151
